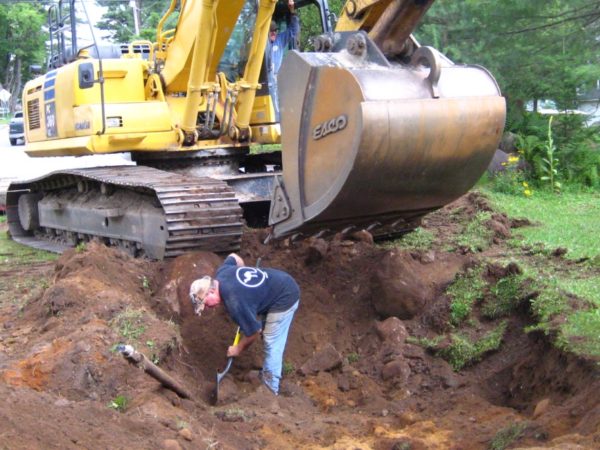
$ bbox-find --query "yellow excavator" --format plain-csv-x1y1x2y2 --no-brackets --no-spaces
7,0,505,259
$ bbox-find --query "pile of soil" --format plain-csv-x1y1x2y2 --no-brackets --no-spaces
0,193,599,449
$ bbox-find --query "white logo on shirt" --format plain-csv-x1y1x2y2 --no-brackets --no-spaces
236,267,268,288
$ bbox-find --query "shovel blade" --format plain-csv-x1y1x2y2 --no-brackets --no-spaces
212,357,234,405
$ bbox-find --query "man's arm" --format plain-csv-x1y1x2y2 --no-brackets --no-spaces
227,330,261,357
227,253,245,267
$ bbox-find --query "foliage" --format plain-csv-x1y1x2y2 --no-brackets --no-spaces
417,1,600,113
283,361,295,375
447,267,486,326
417,1,600,191
489,422,528,450
346,352,360,364
0,3,47,110
108,395,128,412
297,0,344,50
111,308,146,342
439,322,508,371
97,1,177,42
539,117,561,192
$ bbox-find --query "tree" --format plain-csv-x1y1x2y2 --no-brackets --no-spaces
0,3,46,112
415,0,600,128
96,0,177,43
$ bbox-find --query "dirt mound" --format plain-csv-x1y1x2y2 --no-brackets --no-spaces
1,194,599,449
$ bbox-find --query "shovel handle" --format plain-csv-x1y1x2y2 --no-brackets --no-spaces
232,326,241,346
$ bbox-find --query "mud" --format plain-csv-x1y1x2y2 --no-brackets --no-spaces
0,193,599,449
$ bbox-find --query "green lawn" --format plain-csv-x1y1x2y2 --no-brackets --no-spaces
485,190,600,260
483,188,600,360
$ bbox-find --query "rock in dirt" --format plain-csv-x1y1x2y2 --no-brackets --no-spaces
374,317,408,344
162,439,182,450
371,251,434,319
350,229,374,245
215,376,239,404
381,358,410,382
552,247,568,257
178,428,193,441
533,398,551,419
299,343,343,375
304,238,329,265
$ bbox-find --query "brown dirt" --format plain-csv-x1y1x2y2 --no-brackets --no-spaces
0,193,599,449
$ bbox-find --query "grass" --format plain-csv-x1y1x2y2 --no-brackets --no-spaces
455,211,494,252
482,274,528,319
489,421,528,450
484,187,600,360
0,219,56,308
485,190,600,260
379,227,435,251
283,361,295,375
0,225,58,266
447,266,486,326
439,321,508,371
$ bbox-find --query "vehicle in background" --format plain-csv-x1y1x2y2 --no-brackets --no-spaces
9,111,24,146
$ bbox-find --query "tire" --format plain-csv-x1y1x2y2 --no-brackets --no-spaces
9,138,17,146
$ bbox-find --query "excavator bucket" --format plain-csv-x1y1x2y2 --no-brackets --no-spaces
269,34,506,239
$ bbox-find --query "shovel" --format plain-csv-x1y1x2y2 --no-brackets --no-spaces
212,326,241,405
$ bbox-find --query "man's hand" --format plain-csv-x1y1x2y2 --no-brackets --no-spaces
227,331,261,357
227,344,242,357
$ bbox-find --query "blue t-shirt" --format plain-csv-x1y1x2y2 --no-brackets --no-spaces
215,256,300,336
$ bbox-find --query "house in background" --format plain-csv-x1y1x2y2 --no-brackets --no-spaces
577,85,600,126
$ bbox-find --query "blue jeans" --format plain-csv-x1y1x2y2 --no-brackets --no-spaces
261,300,299,394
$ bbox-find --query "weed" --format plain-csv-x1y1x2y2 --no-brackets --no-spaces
108,395,128,412
283,361,295,375
203,427,220,449
176,419,189,430
489,421,528,450
407,335,444,350
439,321,507,371
111,307,146,342
221,408,250,421
140,275,150,290
455,211,494,252
447,267,486,325
75,242,86,253
482,274,527,319
539,117,561,193
346,352,360,364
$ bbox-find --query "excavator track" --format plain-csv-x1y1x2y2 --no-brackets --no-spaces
7,166,243,259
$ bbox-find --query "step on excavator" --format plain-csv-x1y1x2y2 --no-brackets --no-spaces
7,0,505,259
